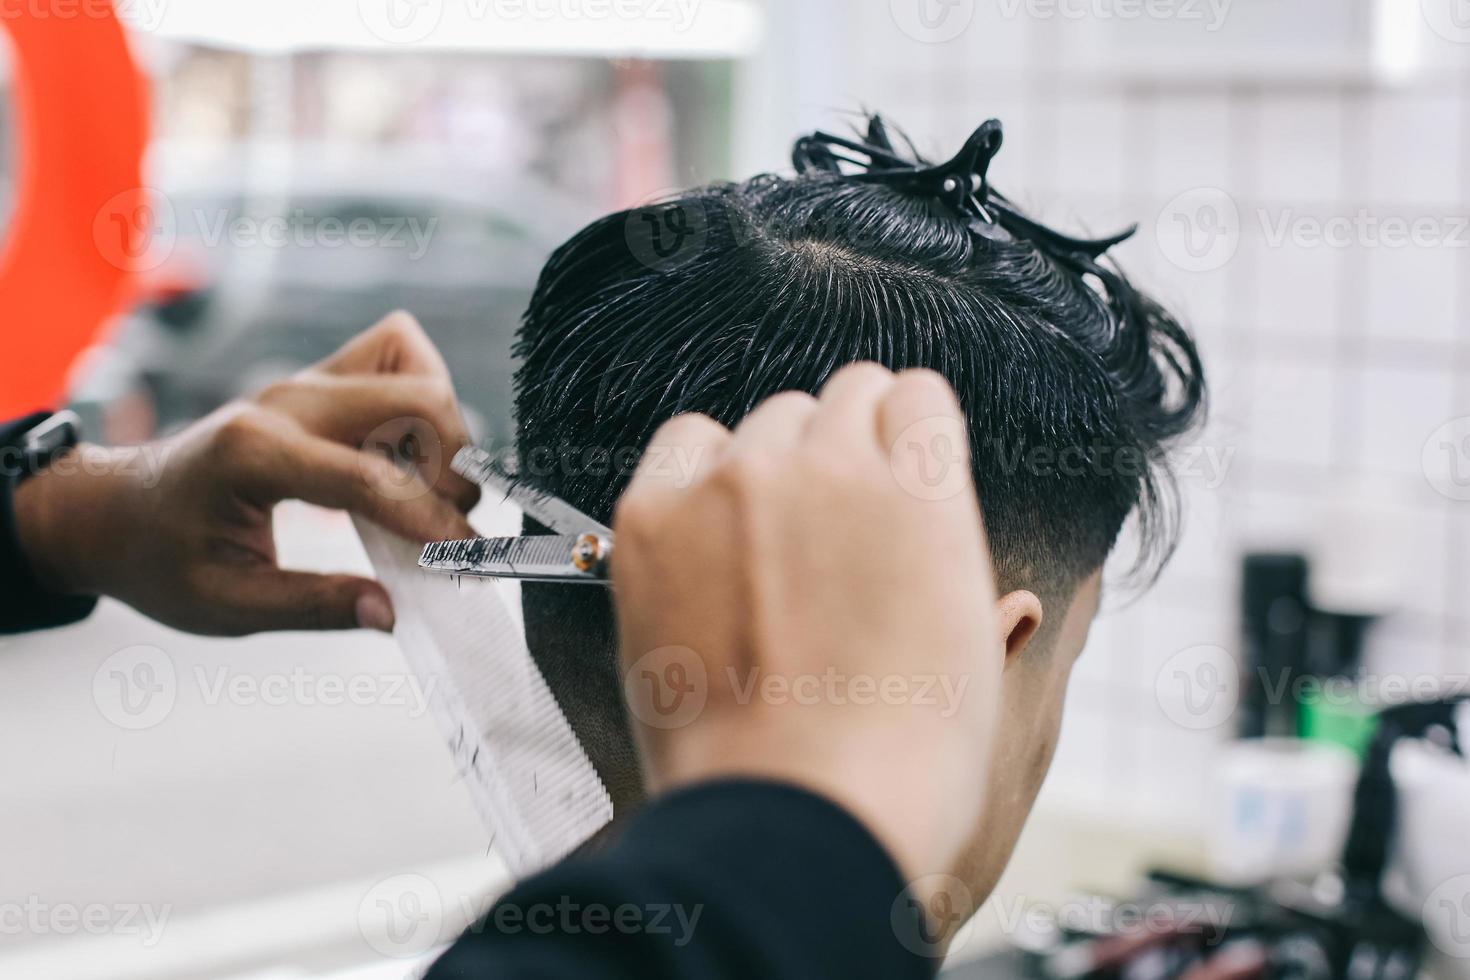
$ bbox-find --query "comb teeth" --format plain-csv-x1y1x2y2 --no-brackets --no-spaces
451,446,514,485
506,536,583,569
452,447,559,510
451,446,610,538
420,538,495,570
420,536,595,580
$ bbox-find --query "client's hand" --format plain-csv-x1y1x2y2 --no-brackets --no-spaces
612,363,1002,887
15,312,477,635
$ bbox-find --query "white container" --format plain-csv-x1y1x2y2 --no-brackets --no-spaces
1384,733,1470,973
1205,738,1361,886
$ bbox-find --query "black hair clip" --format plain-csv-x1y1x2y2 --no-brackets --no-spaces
792,116,1137,264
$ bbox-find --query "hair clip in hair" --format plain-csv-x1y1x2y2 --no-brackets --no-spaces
967,212,1013,243
793,115,1138,259
935,171,1009,240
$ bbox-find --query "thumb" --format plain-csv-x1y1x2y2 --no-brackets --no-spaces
228,570,397,634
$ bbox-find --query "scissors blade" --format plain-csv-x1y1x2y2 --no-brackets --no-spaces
452,446,612,538
419,535,609,583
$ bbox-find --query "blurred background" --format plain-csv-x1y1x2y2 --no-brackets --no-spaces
1,1,1467,977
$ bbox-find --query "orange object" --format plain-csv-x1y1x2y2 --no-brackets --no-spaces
0,7,150,417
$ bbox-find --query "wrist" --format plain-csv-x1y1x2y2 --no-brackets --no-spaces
13,444,126,597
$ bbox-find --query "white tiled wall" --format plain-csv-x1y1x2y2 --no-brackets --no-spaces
749,0,1470,823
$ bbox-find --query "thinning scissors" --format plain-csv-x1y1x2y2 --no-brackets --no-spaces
418,447,613,584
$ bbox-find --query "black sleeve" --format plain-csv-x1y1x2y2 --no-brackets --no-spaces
426,780,937,979
1,414,99,634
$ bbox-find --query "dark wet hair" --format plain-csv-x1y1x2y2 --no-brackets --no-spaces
512,116,1205,811
515,115,1204,597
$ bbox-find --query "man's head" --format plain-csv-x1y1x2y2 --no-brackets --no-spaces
513,116,1203,900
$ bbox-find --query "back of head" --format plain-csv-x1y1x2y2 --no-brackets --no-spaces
513,115,1205,811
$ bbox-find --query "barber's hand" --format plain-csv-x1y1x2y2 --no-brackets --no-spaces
613,364,1002,887
15,312,478,636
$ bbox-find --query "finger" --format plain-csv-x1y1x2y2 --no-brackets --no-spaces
623,413,731,504
878,370,978,509
316,310,452,380
808,362,897,450
876,369,970,465
257,372,479,511
218,569,396,634
730,391,818,452
244,429,476,544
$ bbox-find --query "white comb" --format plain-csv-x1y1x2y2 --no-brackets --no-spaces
355,510,613,877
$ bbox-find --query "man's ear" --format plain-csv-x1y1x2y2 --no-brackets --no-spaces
996,590,1044,664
